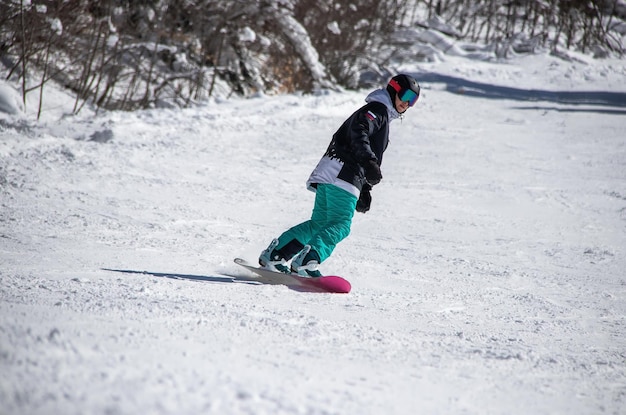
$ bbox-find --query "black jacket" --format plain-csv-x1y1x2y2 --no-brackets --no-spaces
306,89,399,197
329,101,389,192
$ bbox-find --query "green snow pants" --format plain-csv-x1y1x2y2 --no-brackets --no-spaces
276,183,358,263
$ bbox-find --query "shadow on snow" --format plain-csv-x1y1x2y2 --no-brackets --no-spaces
415,72,626,113
102,268,325,293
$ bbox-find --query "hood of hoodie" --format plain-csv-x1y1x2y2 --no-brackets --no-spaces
365,88,401,121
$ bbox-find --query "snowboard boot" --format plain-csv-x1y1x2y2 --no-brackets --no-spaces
259,239,290,274
291,245,322,278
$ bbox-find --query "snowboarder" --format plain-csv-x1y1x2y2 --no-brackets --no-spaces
259,74,421,277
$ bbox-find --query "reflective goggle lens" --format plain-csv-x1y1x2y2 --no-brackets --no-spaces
400,89,419,106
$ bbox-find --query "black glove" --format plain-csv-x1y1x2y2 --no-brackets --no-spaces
356,185,372,213
364,159,382,186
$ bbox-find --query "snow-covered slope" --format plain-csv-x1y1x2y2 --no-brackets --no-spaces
1,54,625,414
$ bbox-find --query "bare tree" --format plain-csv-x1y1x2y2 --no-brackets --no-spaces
1,0,622,116
424,0,623,56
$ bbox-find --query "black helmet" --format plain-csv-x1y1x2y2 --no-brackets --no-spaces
386,74,420,107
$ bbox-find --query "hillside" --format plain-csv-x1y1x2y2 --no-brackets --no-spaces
1,52,625,414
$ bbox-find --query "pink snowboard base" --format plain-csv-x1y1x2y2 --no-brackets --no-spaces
234,258,351,294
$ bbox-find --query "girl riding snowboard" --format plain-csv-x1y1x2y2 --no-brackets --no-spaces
259,74,421,277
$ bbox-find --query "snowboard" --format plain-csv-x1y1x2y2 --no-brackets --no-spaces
234,258,351,294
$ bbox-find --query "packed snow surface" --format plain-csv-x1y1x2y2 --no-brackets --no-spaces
1,54,626,414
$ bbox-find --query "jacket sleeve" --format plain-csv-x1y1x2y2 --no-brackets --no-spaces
349,105,385,165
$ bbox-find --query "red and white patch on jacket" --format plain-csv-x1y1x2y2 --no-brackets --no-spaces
365,110,377,121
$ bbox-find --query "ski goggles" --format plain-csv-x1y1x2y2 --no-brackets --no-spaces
399,89,419,107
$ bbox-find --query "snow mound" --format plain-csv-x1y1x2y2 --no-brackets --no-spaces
0,81,24,115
